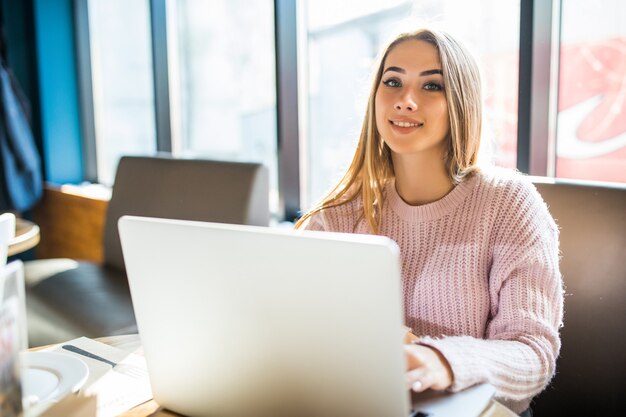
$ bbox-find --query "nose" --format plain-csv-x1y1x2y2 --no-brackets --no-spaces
395,91,418,112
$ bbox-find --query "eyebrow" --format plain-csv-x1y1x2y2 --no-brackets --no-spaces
383,66,443,76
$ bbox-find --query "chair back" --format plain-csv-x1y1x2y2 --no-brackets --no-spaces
531,179,626,416
103,156,270,271
0,212,16,268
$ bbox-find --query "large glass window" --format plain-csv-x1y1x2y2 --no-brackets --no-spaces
80,0,625,223
167,0,278,211
301,0,520,208
556,0,626,183
87,0,157,185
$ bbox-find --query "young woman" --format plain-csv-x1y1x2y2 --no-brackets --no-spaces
295,28,563,416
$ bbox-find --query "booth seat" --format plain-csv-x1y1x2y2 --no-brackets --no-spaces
25,156,269,347
531,179,625,417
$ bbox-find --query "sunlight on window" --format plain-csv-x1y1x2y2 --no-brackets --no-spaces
301,0,520,208
167,0,278,212
88,0,156,185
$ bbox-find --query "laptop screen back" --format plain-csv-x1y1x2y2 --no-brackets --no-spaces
119,215,409,417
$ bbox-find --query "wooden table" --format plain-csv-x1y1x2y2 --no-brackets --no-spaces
96,335,517,417
8,218,40,256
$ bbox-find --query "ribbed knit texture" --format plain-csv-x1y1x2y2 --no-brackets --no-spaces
305,168,563,414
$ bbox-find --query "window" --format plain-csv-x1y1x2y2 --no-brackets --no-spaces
167,0,279,212
556,0,626,183
301,0,520,208
76,0,625,222
87,0,157,185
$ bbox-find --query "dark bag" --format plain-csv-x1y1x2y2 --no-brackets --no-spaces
0,60,42,211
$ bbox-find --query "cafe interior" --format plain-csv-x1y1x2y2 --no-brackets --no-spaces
1,1,624,416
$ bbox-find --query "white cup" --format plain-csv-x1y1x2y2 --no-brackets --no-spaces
0,212,16,268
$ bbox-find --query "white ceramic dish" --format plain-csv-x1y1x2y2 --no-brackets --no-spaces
21,351,89,407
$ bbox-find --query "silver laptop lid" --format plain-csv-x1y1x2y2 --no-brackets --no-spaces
119,215,409,417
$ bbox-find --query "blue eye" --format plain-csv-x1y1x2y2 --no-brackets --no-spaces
382,78,402,88
424,82,443,91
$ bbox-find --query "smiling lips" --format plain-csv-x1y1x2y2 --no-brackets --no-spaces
389,119,423,132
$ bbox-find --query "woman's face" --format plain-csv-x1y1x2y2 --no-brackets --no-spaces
374,39,450,158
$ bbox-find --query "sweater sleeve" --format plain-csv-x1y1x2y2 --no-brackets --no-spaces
419,180,564,404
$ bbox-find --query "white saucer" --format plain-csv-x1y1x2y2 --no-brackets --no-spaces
20,351,89,407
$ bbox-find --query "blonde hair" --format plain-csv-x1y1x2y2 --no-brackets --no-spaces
295,28,483,233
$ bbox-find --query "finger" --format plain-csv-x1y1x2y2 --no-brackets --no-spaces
404,332,420,344
405,367,435,392
404,345,427,368
405,366,427,390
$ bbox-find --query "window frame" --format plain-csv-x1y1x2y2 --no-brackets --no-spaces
149,0,173,154
75,0,567,222
517,0,560,176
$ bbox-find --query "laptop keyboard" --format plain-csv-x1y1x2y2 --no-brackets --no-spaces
409,411,431,417
409,410,430,417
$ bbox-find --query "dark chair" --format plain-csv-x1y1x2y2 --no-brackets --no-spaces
531,179,625,417
25,156,269,346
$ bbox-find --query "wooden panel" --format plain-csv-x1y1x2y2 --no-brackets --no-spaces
33,185,109,263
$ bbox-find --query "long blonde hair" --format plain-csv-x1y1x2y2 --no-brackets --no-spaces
295,28,483,233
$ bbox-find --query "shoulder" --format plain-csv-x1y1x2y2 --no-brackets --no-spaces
303,197,364,233
476,167,547,209
476,166,532,191
476,167,558,237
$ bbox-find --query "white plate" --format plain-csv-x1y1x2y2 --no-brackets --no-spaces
20,351,89,407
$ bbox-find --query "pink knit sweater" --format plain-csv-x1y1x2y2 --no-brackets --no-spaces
305,168,563,414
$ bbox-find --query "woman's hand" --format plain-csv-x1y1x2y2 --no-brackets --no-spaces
404,344,453,392
403,327,420,344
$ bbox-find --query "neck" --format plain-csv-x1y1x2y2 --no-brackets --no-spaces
391,151,454,206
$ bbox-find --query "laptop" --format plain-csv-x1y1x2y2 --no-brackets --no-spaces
119,215,409,417
118,215,496,417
